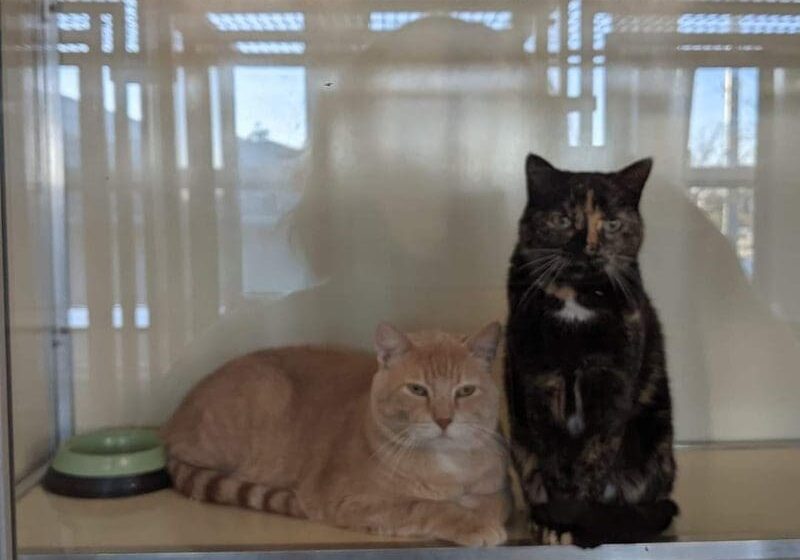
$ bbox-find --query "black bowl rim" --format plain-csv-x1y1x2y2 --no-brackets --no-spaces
42,466,172,499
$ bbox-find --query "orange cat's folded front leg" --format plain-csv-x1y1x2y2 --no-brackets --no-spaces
333,495,508,547
459,489,512,528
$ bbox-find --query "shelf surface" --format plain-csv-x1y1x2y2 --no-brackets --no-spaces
15,446,800,557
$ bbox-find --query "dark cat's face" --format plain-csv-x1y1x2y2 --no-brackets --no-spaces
517,154,652,286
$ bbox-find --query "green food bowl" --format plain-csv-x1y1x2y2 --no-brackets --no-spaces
43,428,170,498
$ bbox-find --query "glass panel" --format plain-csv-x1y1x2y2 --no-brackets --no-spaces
47,0,800,441
4,0,800,554
1,0,58,483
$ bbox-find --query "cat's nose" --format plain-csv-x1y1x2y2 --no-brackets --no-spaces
434,417,452,431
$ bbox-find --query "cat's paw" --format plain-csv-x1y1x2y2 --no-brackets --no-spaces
441,520,508,547
538,526,573,546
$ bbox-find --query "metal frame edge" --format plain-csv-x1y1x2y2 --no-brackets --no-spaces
16,539,800,560
0,2,19,557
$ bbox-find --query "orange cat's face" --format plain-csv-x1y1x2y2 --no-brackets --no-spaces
370,323,502,450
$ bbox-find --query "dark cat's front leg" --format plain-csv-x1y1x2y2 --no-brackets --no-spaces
565,364,633,501
519,366,625,497
505,351,551,504
608,403,676,504
571,432,624,501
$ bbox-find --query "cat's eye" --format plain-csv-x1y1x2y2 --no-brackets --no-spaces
604,219,622,233
548,213,572,230
406,383,429,397
455,385,477,398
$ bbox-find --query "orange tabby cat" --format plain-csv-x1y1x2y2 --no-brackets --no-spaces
162,322,511,546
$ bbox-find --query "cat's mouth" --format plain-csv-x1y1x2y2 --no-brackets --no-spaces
423,429,454,442
430,433,468,450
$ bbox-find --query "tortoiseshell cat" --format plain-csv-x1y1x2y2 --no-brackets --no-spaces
504,154,677,546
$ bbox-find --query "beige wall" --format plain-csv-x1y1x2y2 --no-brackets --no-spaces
34,1,800,441
1,0,58,479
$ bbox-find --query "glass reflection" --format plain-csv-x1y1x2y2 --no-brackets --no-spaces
54,0,800,441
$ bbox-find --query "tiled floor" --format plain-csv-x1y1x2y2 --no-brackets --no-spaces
16,447,800,553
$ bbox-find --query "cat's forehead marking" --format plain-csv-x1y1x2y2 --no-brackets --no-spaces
410,341,470,384
430,374,460,396
584,189,595,213
572,174,614,197
584,189,604,246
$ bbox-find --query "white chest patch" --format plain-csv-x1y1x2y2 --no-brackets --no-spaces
435,453,462,475
554,297,596,322
602,482,619,502
566,413,585,436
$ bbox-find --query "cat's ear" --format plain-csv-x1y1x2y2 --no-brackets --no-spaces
525,153,557,200
465,321,502,370
526,153,556,175
374,322,412,368
615,157,653,205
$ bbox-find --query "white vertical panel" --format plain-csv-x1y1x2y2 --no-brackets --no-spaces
75,15,117,429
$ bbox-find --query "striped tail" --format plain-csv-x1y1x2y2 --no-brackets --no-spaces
167,457,304,518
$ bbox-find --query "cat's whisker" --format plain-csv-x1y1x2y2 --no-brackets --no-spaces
527,258,557,283
512,252,573,312
616,263,643,288
607,267,637,308
385,435,416,478
376,436,403,469
606,269,625,301
515,276,542,312
522,248,569,257
520,252,560,262
615,264,640,292
521,260,559,308
541,259,566,289
519,254,564,269
368,427,412,463
531,258,564,293
522,255,560,275
516,282,539,311
371,436,401,459
464,424,508,455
